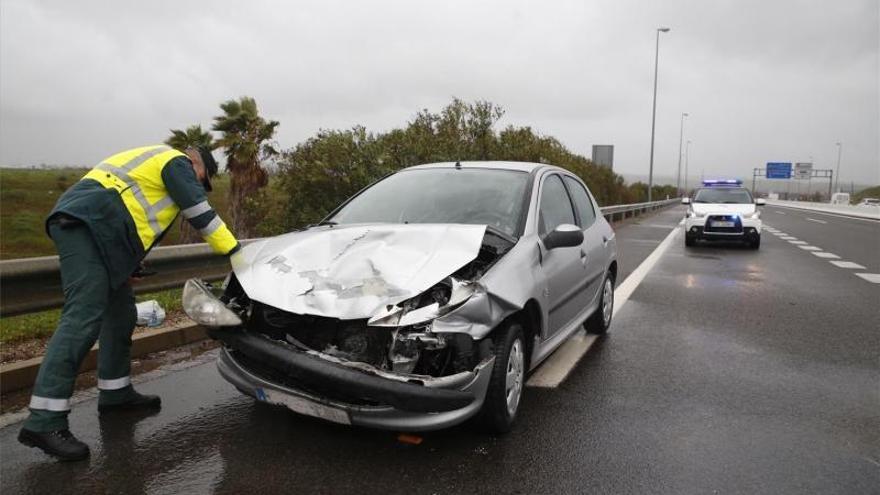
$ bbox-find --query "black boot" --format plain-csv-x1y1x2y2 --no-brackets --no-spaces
18,428,90,461
98,390,161,413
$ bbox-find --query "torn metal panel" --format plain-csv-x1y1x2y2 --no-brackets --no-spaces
431,239,543,339
367,277,477,327
231,224,487,320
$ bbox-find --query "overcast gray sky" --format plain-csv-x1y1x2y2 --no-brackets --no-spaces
1,0,877,184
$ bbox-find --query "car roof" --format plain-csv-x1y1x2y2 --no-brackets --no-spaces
695,186,751,192
403,161,556,174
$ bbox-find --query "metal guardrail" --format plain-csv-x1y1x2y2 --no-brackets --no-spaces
0,199,679,317
599,198,679,220
0,239,261,318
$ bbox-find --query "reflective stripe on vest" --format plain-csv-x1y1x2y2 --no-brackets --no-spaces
181,200,212,219
83,145,185,249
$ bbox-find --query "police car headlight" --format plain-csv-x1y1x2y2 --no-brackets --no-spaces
183,279,243,327
747,211,761,219
687,209,706,218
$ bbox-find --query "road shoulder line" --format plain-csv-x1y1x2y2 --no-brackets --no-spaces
526,219,682,388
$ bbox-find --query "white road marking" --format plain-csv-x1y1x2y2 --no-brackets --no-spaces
613,220,683,318
855,273,880,283
830,261,866,269
526,220,683,389
775,211,787,215
780,236,797,241
812,252,841,259
806,217,827,224
772,205,880,223
798,245,821,251
527,332,598,388
789,240,807,245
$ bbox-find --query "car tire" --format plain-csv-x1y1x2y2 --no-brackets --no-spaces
685,235,696,247
750,236,761,250
584,272,614,335
477,322,526,434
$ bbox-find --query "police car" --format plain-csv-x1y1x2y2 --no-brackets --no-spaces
681,180,764,249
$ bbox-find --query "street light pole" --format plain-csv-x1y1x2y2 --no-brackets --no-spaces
647,26,671,203
676,112,689,196
684,140,692,193
834,142,842,192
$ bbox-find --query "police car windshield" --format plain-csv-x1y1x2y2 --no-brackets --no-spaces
693,188,753,204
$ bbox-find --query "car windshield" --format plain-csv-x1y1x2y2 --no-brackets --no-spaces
329,168,530,236
693,188,754,204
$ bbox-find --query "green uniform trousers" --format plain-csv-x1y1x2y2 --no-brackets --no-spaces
24,223,139,432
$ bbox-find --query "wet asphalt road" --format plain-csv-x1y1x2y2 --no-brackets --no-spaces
1,206,878,494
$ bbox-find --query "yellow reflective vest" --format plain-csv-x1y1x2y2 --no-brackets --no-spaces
81,145,239,255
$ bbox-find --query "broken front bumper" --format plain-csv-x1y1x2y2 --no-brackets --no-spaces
212,329,494,431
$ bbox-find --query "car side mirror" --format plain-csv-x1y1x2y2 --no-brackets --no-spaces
755,198,766,206
681,197,691,205
542,224,583,250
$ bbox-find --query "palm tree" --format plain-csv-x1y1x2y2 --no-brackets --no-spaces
212,97,279,238
165,125,216,244
165,124,214,151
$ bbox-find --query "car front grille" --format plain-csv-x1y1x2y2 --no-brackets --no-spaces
704,215,743,234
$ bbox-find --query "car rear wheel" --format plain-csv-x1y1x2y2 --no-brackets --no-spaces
584,273,614,334
478,322,525,434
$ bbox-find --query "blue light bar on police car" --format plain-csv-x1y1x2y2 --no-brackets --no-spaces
702,179,742,187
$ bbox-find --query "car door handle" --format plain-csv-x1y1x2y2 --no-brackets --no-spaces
602,236,609,245
580,249,588,264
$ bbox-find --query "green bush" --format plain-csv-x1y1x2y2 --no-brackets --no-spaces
273,99,662,231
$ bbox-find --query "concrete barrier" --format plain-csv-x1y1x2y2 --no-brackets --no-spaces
765,200,880,220
0,322,206,394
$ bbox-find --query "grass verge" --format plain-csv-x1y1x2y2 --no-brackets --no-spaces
0,288,183,345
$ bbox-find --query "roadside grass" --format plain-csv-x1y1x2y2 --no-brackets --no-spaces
0,168,233,259
0,288,183,345
852,185,880,204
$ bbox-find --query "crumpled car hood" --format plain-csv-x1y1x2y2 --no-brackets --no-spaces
231,224,487,320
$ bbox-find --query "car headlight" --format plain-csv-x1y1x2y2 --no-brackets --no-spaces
687,209,706,218
746,211,761,219
182,279,243,327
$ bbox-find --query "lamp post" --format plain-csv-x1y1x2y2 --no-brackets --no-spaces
647,26,671,203
684,140,692,194
834,142,842,192
676,112,689,195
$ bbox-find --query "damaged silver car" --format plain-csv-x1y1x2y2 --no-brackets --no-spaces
183,162,618,432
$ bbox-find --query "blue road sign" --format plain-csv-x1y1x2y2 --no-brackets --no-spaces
766,162,792,179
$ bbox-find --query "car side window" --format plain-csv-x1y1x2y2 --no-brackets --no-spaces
538,174,576,236
563,176,597,228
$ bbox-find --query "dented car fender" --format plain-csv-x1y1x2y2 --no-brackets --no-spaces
431,235,546,341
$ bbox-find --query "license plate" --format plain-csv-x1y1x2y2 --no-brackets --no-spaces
711,221,734,228
255,387,351,425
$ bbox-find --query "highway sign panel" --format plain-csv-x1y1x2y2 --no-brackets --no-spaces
794,162,812,179
766,162,792,179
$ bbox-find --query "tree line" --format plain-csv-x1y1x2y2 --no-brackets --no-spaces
168,97,676,239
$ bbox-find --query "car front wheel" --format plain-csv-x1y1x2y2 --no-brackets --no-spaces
478,322,526,434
